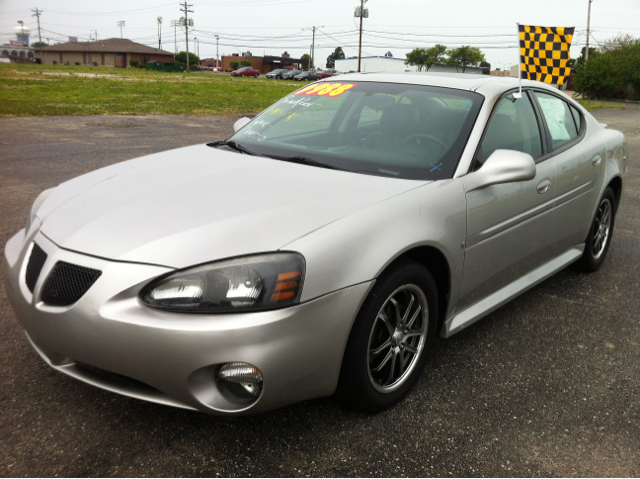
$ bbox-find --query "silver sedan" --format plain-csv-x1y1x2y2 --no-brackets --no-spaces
3,73,628,415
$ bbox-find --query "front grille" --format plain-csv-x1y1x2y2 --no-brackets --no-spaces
25,243,48,293
41,262,102,306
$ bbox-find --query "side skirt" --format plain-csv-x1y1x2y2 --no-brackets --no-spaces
442,245,585,338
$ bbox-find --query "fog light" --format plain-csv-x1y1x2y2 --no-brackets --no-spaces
217,362,263,404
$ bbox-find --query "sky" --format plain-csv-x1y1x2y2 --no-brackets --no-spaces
1,0,639,70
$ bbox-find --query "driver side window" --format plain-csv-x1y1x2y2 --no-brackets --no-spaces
475,93,542,170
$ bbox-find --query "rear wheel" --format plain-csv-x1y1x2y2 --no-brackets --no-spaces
254,73,259,78
337,259,438,412
574,188,616,272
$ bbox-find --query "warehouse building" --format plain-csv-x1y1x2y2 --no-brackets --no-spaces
334,56,489,74
37,38,174,68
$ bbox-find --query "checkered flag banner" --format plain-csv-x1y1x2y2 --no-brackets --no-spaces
519,24,575,85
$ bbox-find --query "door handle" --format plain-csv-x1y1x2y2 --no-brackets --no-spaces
536,179,552,194
592,155,602,166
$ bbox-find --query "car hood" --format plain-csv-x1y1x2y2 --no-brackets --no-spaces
37,144,426,268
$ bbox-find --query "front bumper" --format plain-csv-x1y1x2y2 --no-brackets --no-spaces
3,229,372,415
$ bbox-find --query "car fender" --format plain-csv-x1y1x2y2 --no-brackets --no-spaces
283,179,466,321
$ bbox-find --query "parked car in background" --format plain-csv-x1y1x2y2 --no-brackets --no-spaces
230,66,260,77
293,71,321,81
266,69,288,79
318,69,336,79
3,74,627,417
281,69,302,80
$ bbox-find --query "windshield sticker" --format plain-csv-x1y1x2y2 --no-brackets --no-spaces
294,83,357,97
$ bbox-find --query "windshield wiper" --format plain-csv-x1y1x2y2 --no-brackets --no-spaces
208,140,260,156
267,155,343,171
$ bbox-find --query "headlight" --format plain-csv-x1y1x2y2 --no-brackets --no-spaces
140,253,305,313
27,188,55,232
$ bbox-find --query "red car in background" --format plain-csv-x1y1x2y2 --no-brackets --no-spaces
318,69,336,79
231,66,260,78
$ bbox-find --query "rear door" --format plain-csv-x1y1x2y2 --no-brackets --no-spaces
459,90,556,310
531,90,606,250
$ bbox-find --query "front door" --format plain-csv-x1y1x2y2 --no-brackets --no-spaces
459,91,556,310
115,54,126,68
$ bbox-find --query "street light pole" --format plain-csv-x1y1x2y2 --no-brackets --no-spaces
117,20,125,39
170,20,178,54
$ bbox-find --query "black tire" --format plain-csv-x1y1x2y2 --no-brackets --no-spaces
254,73,259,78
337,259,438,412
574,187,616,272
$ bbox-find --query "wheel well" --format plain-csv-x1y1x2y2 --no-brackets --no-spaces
391,246,451,334
607,176,623,212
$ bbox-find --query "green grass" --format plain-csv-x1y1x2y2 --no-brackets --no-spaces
577,100,629,111
0,64,302,116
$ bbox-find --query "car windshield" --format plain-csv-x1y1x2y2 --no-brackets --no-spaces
226,81,483,180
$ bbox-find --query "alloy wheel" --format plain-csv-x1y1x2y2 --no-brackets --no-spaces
367,285,429,393
592,198,612,260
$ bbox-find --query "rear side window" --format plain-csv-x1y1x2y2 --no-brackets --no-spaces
477,92,543,167
570,104,582,132
534,92,579,149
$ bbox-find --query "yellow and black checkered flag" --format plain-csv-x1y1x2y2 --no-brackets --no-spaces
519,24,575,85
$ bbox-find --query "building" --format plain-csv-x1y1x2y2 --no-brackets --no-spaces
220,52,309,73
1,25,35,62
334,56,489,74
37,38,174,68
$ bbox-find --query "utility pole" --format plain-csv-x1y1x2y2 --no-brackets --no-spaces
31,8,43,44
215,34,219,69
585,0,593,64
117,20,125,39
180,2,193,71
355,0,368,72
311,27,316,71
171,20,178,54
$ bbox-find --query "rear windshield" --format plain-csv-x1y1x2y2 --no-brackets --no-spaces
229,81,483,180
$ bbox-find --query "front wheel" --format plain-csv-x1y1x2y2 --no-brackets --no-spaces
337,259,438,412
574,187,616,272
254,73,259,78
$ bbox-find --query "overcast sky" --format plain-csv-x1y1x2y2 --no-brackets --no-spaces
2,0,639,69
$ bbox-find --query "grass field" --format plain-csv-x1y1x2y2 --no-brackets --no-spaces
0,64,301,116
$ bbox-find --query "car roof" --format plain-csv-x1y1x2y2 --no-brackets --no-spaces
323,72,561,97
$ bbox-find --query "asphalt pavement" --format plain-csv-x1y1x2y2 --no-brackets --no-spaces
0,109,638,477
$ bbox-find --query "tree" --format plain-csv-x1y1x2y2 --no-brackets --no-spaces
326,47,345,68
445,46,486,72
240,60,252,67
425,44,447,70
574,35,640,100
229,61,240,70
405,48,428,71
405,44,447,72
32,41,48,48
300,54,311,71
176,51,200,69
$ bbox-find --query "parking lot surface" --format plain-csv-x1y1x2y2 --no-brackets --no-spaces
1,110,639,477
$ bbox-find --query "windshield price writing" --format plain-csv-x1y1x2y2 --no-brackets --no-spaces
294,83,357,97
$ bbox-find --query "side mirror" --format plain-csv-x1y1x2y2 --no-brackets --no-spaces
233,117,252,133
464,150,536,193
